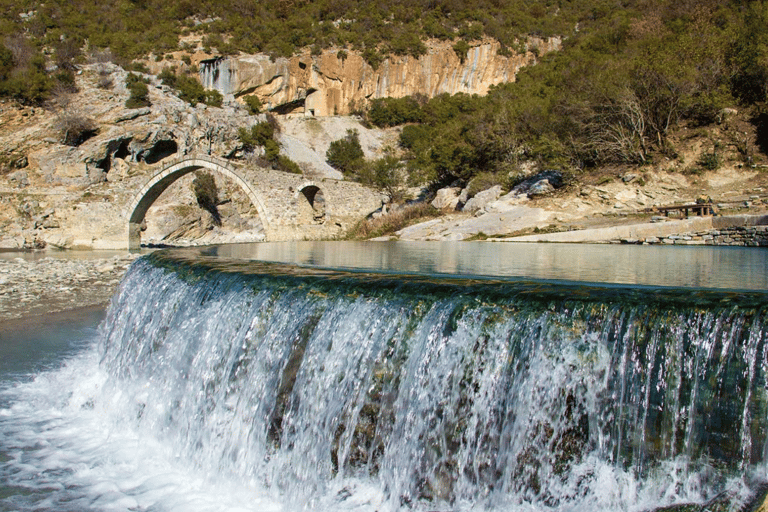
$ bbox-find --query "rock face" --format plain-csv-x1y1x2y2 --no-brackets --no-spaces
462,185,503,213
431,187,462,210
201,38,561,116
0,64,388,250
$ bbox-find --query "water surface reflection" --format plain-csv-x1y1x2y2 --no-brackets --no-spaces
188,241,768,291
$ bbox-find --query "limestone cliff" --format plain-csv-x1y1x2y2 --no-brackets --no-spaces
200,38,561,116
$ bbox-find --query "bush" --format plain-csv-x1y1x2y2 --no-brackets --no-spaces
697,150,721,171
239,121,276,151
56,112,98,146
192,171,220,224
204,88,223,107
175,74,206,105
125,73,150,108
158,67,177,87
326,129,365,176
367,96,422,127
360,154,405,202
238,118,299,172
276,155,302,174
161,70,223,107
244,95,262,114
0,52,52,105
362,47,383,70
453,39,470,63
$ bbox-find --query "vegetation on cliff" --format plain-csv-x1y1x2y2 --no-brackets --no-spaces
1,0,768,198
238,116,303,174
360,2,768,191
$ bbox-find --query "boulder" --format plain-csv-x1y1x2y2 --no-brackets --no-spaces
528,179,555,197
462,185,503,213
511,170,564,198
431,187,462,210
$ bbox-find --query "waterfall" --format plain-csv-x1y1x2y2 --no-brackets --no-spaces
89,253,768,510
199,58,234,95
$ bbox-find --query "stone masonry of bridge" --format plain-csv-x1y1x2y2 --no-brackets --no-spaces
125,154,383,250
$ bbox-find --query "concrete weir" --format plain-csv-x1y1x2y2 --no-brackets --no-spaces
126,153,382,250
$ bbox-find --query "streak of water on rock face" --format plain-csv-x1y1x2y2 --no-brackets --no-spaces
2,250,768,511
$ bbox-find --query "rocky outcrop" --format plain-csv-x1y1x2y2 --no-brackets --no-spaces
463,185,503,213
201,38,561,116
0,63,390,250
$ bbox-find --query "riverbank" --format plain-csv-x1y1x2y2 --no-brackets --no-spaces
0,253,139,323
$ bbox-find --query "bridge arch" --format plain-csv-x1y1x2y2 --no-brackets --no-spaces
127,155,271,250
295,181,326,225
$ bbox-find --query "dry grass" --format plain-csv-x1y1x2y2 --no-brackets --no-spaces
343,202,439,240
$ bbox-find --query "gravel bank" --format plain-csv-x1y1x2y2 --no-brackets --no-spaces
0,254,140,323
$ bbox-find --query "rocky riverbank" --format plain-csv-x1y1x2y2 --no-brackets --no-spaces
0,253,138,323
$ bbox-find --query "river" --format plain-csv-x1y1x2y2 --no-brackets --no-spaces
1,242,767,512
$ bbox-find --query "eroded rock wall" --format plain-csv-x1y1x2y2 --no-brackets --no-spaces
202,38,561,116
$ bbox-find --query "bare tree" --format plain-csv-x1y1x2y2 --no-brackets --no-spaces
586,90,648,164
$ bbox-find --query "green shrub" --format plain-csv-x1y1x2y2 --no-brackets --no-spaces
367,96,422,127
238,118,298,172
125,73,150,108
276,155,302,174
326,129,365,176
192,171,219,210
128,62,150,73
192,171,221,224
697,150,721,171
360,154,405,202
0,51,52,105
160,70,222,107
362,48,383,70
239,121,276,151
176,74,206,105
158,67,177,87
453,40,470,63
399,124,432,150
204,88,223,107
244,95,262,114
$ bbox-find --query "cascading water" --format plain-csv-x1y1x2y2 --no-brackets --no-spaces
2,249,768,512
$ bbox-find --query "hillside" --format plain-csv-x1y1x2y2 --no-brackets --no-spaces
1,1,768,246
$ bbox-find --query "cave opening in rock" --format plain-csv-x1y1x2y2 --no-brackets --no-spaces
144,140,179,165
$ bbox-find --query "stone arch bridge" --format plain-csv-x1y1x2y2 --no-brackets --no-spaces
125,154,382,249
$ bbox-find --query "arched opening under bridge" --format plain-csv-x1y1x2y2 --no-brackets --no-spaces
127,156,270,250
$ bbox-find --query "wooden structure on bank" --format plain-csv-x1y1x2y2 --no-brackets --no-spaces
646,203,718,218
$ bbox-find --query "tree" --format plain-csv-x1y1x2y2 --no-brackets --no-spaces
326,129,365,176
125,73,150,108
56,111,98,147
361,154,405,202
453,39,470,63
244,95,262,114
192,171,221,225
367,96,422,127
